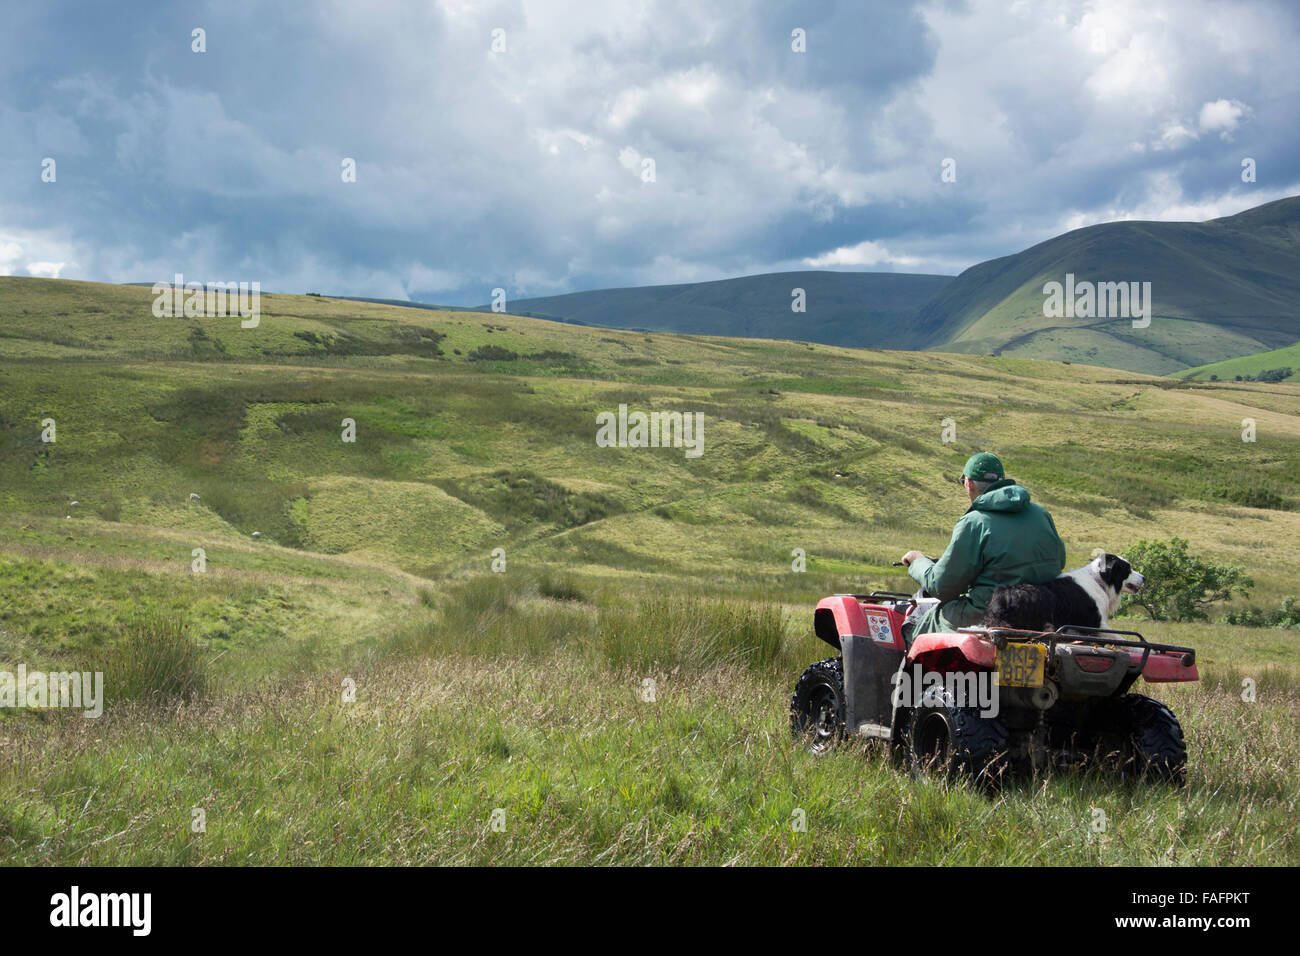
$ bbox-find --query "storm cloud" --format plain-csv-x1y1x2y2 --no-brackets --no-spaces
2,0,1297,303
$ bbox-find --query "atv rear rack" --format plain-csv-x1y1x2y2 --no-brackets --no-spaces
959,624,1196,666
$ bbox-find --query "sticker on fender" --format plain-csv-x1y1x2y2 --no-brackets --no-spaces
865,612,895,644
997,643,1046,687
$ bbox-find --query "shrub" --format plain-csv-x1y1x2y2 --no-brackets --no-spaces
434,469,619,530
1250,367,1293,383
1119,537,1253,622
467,345,519,362
525,350,580,364
1207,483,1287,510
1225,596,1300,629
537,572,588,603
104,616,208,706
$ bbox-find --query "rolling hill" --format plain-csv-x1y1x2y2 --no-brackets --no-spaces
479,270,954,348
2,276,1298,865
912,196,1300,374
1181,341,1300,382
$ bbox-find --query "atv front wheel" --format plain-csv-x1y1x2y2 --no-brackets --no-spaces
906,691,1008,784
1123,694,1187,783
790,657,845,754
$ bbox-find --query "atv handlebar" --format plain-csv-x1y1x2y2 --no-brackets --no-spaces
835,590,915,602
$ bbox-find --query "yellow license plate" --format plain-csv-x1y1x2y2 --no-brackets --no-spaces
997,642,1046,688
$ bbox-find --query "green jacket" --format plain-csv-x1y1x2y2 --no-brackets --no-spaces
907,479,1066,637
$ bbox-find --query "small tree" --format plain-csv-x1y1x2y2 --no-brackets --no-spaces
1120,537,1253,622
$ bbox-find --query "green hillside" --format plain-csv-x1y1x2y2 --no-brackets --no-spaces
221,194,1300,380
1181,341,1300,382
447,196,1300,377
912,196,1300,374
485,270,953,348
2,276,1298,865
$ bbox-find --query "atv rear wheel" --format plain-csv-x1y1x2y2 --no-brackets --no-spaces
906,691,1009,785
1122,694,1187,783
790,657,846,754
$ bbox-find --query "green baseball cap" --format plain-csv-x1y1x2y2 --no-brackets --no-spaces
955,452,1004,484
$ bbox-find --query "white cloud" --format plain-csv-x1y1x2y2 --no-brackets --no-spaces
26,261,66,278
1055,172,1300,231
0,231,78,279
803,240,922,269
1198,98,1251,139
0,241,23,276
616,146,643,172
1154,121,1197,151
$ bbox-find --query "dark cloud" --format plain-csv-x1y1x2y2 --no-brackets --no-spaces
1,0,1297,301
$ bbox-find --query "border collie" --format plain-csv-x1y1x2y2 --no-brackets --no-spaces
984,553,1144,632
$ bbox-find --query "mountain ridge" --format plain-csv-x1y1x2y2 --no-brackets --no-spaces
478,270,954,349
484,196,1300,374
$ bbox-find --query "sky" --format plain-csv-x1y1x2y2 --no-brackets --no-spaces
2,0,1298,305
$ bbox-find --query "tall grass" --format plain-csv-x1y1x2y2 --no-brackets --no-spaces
379,575,791,674
537,571,588,603
598,595,787,673
102,616,208,707
1,575,1296,866
3,647,1296,865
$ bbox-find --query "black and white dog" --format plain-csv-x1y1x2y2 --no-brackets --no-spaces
984,553,1144,632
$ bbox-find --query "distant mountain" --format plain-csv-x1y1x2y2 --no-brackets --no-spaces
482,271,954,348
481,197,1299,373
912,196,1300,374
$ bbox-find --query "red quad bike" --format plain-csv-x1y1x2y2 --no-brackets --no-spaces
789,591,1200,783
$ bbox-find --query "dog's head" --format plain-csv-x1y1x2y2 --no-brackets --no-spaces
1091,553,1144,606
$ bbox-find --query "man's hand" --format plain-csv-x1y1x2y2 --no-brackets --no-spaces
900,550,926,568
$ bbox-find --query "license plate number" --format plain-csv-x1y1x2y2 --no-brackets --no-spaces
997,643,1046,688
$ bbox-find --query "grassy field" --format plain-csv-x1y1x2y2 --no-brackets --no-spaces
1182,341,1300,383
0,277,1297,864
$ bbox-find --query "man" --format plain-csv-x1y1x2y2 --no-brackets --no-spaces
899,452,1065,642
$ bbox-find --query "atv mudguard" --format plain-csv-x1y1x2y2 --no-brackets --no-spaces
814,596,908,739
1125,649,1200,682
813,595,867,651
907,631,998,669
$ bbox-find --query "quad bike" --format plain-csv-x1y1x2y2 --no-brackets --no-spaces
789,590,1199,783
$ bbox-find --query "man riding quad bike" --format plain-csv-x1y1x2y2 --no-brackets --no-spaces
789,590,1197,781
789,453,1197,781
